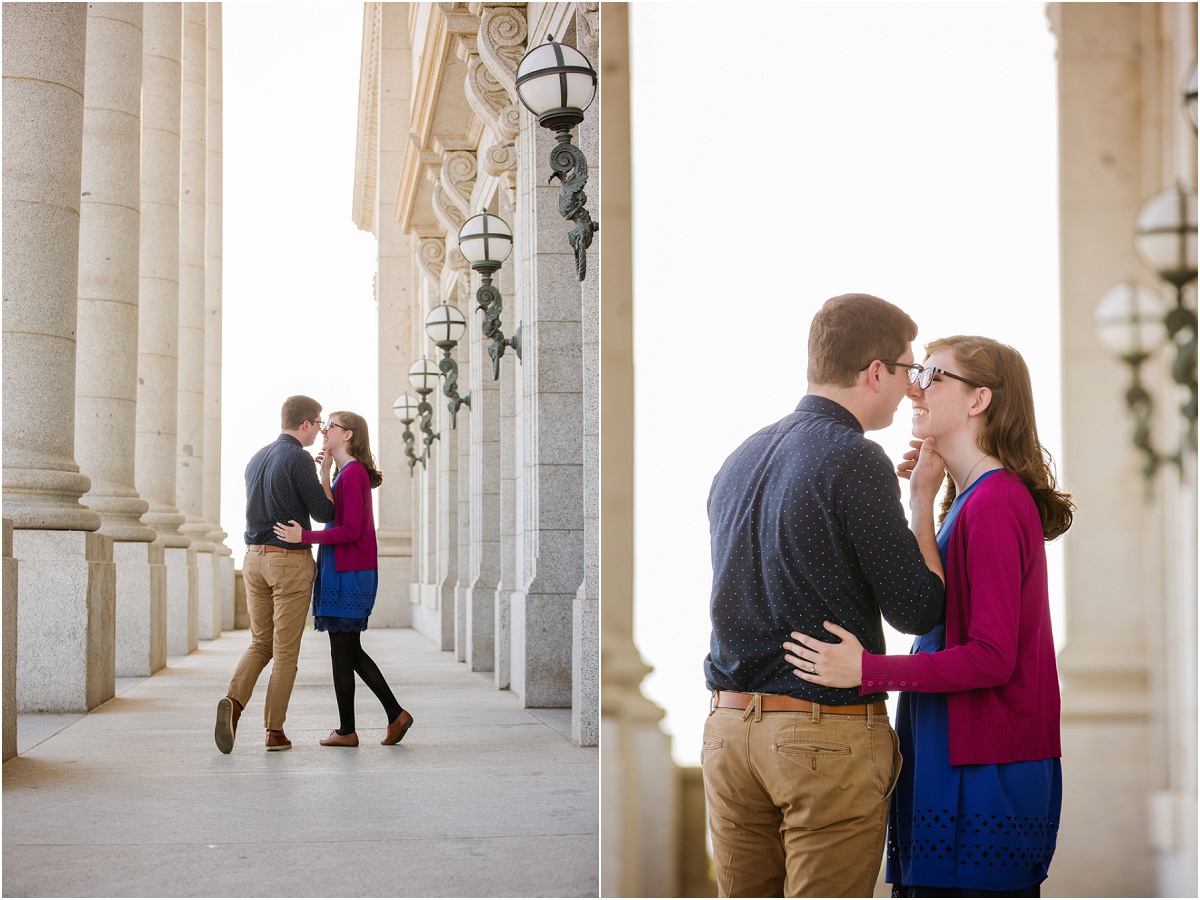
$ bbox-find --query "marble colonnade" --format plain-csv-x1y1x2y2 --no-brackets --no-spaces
2,1,229,754
352,2,599,746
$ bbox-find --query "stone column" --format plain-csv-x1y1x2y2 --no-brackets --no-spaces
597,6,680,891
75,3,167,680
1049,3,1160,894
175,1,212,653
138,2,196,669
509,83,583,710
204,2,232,634
3,520,16,762
573,8,600,747
3,3,117,714
466,266,500,673
494,250,518,691
436,380,460,655
2,3,98,534
455,341,473,663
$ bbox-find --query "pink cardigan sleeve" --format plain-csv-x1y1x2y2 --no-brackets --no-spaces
299,463,366,546
860,503,1025,695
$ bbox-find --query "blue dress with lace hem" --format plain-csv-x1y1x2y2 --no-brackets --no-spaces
886,469,1062,894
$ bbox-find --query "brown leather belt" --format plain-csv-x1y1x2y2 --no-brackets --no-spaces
712,690,886,716
247,544,310,555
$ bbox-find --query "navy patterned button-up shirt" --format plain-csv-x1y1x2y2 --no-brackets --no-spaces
243,434,335,548
704,395,945,704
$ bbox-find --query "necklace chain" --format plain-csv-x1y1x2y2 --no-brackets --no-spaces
963,454,989,489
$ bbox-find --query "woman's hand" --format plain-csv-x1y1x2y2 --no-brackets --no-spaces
273,520,303,544
317,448,333,477
783,621,865,689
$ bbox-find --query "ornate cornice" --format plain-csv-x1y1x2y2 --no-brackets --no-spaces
439,148,478,220
416,232,447,285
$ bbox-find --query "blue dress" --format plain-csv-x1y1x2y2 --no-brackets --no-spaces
887,470,1062,894
311,462,378,634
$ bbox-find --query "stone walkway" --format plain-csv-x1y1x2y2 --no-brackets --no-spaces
3,628,598,898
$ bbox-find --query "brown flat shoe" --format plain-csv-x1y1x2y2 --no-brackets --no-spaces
265,728,292,751
382,709,414,745
319,730,359,747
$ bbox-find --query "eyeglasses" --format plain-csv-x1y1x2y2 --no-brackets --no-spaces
858,359,923,377
308,418,324,429
325,422,347,432
906,365,985,391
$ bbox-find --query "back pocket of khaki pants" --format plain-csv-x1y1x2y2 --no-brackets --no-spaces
775,740,852,771
701,735,723,764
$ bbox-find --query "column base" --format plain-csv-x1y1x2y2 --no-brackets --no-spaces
493,586,512,690
572,595,598,746
465,583,495,673
195,550,218,641
510,590,572,709
453,582,467,662
114,541,166,677
14,529,115,713
1048,717,1154,896
3,520,17,760
165,545,198,656
371,555,412,627
218,554,234,631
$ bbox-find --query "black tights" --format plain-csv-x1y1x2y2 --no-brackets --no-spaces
328,631,403,735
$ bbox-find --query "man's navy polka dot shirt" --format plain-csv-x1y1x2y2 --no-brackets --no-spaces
704,395,945,705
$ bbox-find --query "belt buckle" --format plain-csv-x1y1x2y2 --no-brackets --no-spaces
710,691,719,714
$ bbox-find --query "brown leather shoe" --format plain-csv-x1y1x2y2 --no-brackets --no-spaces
382,709,414,745
265,728,292,751
215,697,241,754
319,730,359,747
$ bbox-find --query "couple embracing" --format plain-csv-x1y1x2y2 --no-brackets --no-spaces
703,294,1073,898
214,395,413,753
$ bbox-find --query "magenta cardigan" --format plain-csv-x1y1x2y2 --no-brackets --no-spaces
299,460,378,572
859,469,1061,766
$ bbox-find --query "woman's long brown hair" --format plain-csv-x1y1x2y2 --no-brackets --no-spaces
328,411,384,489
926,336,1073,540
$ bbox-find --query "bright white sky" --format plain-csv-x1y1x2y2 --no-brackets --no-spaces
629,3,1064,766
221,3,378,560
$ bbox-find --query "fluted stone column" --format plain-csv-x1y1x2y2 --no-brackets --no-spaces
138,2,196,669
436,373,460,656
2,3,98,534
3,3,117,714
74,3,167,680
175,1,212,653
204,2,233,634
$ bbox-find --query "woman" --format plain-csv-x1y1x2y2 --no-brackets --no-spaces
275,411,414,748
783,336,1073,898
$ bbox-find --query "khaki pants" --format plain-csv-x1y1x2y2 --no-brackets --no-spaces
226,549,315,731
701,701,902,898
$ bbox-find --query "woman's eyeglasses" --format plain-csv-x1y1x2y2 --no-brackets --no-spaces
907,365,985,391
858,360,986,390
325,422,348,432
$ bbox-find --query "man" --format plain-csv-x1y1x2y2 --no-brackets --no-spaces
702,293,946,897
215,395,335,753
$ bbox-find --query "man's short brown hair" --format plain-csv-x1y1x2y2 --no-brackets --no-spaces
806,293,918,388
281,395,322,431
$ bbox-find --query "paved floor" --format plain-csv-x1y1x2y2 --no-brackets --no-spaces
3,628,598,898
